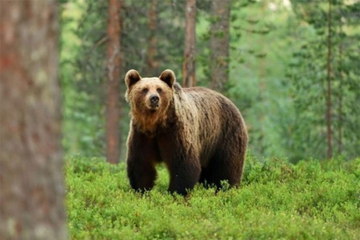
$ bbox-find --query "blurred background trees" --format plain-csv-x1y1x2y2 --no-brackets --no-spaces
60,0,359,163
286,0,360,160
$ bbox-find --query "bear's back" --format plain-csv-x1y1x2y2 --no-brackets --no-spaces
182,87,242,121
179,86,246,165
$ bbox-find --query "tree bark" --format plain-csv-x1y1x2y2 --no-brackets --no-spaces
147,0,158,77
106,0,122,164
326,0,333,159
258,0,267,156
0,1,67,239
183,0,197,88
210,0,230,92
338,6,343,156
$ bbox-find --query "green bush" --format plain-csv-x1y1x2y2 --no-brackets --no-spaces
65,156,360,239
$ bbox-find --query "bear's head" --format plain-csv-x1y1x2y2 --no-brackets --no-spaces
125,69,176,134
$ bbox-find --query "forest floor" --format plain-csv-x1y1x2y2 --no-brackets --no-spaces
65,156,360,239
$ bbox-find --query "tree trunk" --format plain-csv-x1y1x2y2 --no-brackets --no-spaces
258,0,267,156
183,0,197,88
0,1,67,239
147,0,158,77
210,0,230,92
338,6,343,156
106,0,122,164
326,0,333,160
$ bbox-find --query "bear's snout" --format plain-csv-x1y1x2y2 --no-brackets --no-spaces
149,94,160,109
150,94,159,104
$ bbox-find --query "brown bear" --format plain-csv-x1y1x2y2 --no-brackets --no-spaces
125,69,248,195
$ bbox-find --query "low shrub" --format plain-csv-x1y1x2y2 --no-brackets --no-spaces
65,156,360,239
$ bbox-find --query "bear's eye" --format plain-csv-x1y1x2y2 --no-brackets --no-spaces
142,88,148,94
157,88,162,94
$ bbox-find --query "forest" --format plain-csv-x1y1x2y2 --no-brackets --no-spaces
0,0,359,239
60,0,360,163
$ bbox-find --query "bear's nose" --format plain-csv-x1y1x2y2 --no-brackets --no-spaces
150,95,159,104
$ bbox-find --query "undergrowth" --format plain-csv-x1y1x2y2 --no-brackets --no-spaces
65,156,360,239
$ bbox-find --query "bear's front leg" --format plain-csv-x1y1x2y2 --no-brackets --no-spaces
157,133,201,195
167,159,201,195
127,157,157,192
126,130,159,193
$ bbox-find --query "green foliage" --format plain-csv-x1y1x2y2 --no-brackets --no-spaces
286,0,360,161
226,0,298,159
60,0,360,161
66,156,360,239
60,0,106,157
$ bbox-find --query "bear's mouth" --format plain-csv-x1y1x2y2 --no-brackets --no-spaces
149,109,157,114
148,103,159,112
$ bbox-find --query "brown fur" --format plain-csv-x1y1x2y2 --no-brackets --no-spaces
125,69,248,195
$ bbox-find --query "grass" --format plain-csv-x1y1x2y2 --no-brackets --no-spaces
65,156,360,239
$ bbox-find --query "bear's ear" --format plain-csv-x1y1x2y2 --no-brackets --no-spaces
125,69,141,89
159,69,176,88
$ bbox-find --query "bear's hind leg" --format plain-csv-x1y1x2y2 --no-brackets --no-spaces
205,150,243,191
199,167,211,187
167,160,201,195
